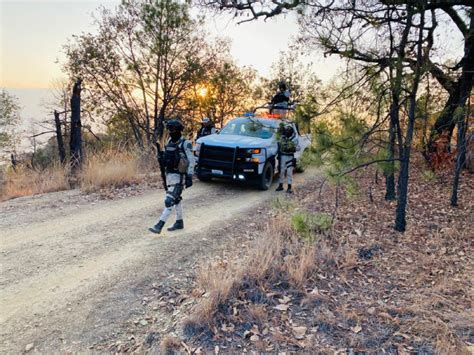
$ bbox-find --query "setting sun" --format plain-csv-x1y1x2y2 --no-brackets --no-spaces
197,86,208,98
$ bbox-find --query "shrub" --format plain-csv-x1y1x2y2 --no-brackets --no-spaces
291,210,332,240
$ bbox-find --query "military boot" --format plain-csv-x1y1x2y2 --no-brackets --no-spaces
286,184,293,194
167,219,184,231
149,220,165,234
276,183,284,191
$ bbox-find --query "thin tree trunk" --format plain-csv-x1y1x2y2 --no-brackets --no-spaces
54,110,66,164
385,7,410,201
385,104,397,200
451,11,474,206
395,7,423,232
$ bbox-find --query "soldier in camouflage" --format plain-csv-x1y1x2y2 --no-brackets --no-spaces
149,120,195,234
276,124,300,194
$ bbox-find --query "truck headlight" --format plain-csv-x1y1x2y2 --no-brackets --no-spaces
246,148,261,154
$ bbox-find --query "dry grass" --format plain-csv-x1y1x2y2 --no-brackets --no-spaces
80,150,143,192
159,335,181,355
285,244,317,288
0,148,159,201
191,259,242,325
187,212,333,332
0,164,69,201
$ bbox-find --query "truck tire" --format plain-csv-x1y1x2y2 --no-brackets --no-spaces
197,173,212,182
258,161,274,190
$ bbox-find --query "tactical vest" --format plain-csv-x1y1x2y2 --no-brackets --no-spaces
164,138,188,174
280,134,297,155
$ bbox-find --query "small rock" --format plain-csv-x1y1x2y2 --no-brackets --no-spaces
139,320,148,326
25,343,34,352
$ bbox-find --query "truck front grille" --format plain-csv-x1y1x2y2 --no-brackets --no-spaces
198,145,250,175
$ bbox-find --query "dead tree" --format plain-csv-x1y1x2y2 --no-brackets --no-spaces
70,79,83,171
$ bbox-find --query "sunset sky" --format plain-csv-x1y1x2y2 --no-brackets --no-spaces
0,0,342,89
0,0,345,125
0,0,465,119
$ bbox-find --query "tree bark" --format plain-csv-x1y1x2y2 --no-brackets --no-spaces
395,7,423,232
451,10,474,206
70,79,83,171
385,114,397,200
54,110,66,164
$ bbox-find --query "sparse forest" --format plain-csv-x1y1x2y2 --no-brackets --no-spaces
0,0,472,353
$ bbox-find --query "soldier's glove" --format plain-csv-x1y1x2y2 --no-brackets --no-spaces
185,174,193,188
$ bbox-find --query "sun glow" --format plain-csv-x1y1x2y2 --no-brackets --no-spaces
197,86,208,98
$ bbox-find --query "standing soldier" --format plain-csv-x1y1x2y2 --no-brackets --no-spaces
196,117,217,140
149,120,195,234
270,81,290,110
276,124,300,194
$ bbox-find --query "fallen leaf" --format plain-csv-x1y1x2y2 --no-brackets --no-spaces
250,325,260,335
292,326,307,339
274,304,289,311
350,324,362,333
250,334,260,342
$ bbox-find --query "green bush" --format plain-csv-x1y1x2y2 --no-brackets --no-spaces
422,169,437,182
291,210,332,240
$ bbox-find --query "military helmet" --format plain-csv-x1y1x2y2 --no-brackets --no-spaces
284,125,294,137
166,119,184,131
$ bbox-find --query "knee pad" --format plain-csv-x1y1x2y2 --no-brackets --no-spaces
165,196,175,208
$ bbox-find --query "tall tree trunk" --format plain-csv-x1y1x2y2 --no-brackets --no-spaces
70,79,83,172
395,7,423,232
385,115,396,200
54,110,66,164
385,7,411,201
451,10,474,206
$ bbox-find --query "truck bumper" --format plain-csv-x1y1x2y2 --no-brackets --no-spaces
197,144,264,182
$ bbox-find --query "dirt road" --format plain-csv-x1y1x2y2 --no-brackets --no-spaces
0,172,317,352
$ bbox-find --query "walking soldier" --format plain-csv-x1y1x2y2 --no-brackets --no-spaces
276,124,300,194
149,120,194,234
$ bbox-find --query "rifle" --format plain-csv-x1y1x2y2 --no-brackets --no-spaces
155,142,167,191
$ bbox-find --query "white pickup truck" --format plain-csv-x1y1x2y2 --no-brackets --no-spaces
194,113,311,190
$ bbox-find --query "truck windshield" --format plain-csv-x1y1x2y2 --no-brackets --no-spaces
220,118,275,139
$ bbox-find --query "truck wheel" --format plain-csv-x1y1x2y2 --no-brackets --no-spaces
258,161,274,190
197,173,212,182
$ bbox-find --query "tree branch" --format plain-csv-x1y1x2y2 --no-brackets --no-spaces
442,6,468,36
